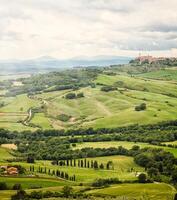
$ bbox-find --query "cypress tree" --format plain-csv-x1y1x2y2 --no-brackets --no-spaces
61,172,64,178
87,161,90,168
91,160,94,168
100,163,104,169
93,161,98,169
70,159,73,166
84,159,87,168
81,160,84,168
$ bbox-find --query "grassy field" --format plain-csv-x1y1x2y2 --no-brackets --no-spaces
31,113,52,129
73,141,177,158
0,183,175,200
137,69,177,81
1,73,177,130
163,141,177,145
0,176,69,189
87,183,176,200
1,155,144,183
0,94,41,131
0,147,14,161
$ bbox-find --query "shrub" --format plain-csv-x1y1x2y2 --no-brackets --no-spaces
11,190,27,200
0,182,8,190
62,186,73,197
13,184,22,190
57,114,71,122
77,92,84,98
138,173,147,183
135,103,146,111
101,86,117,92
65,93,76,99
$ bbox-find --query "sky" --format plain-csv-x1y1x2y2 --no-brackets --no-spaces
1,0,177,60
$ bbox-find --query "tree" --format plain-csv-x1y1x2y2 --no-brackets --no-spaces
11,190,27,200
171,169,177,184
77,92,84,98
138,173,147,183
81,160,84,168
93,161,98,169
135,103,146,111
0,182,7,190
84,158,87,168
65,93,76,99
27,155,35,163
13,184,22,190
147,167,159,178
62,186,73,197
100,163,104,169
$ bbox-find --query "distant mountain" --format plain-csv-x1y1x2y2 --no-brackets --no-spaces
0,56,132,74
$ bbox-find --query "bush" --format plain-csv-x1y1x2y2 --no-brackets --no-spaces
62,186,73,197
77,92,84,98
92,178,122,187
30,191,43,199
138,173,147,183
65,93,76,99
57,114,71,122
13,184,22,190
135,103,146,111
101,86,117,92
11,190,27,200
0,182,8,190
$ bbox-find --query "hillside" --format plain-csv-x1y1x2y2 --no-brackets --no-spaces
1,65,177,131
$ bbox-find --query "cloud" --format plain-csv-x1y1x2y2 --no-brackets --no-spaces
0,0,177,59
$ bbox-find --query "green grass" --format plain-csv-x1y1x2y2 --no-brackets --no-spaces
0,147,14,161
0,176,68,189
0,94,41,131
74,141,155,150
31,113,52,129
2,73,177,130
137,69,177,81
0,94,40,113
73,141,177,158
1,155,143,183
86,183,176,200
95,74,177,97
162,140,177,145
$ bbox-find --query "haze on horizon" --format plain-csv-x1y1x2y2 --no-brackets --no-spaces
1,0,177,60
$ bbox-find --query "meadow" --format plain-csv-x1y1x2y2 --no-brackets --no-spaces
1,155,144,184
73,141,177,158
1,72,177,130
86,183,176,200
0,147,14,161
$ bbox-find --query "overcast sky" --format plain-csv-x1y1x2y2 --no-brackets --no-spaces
1,0,177,60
